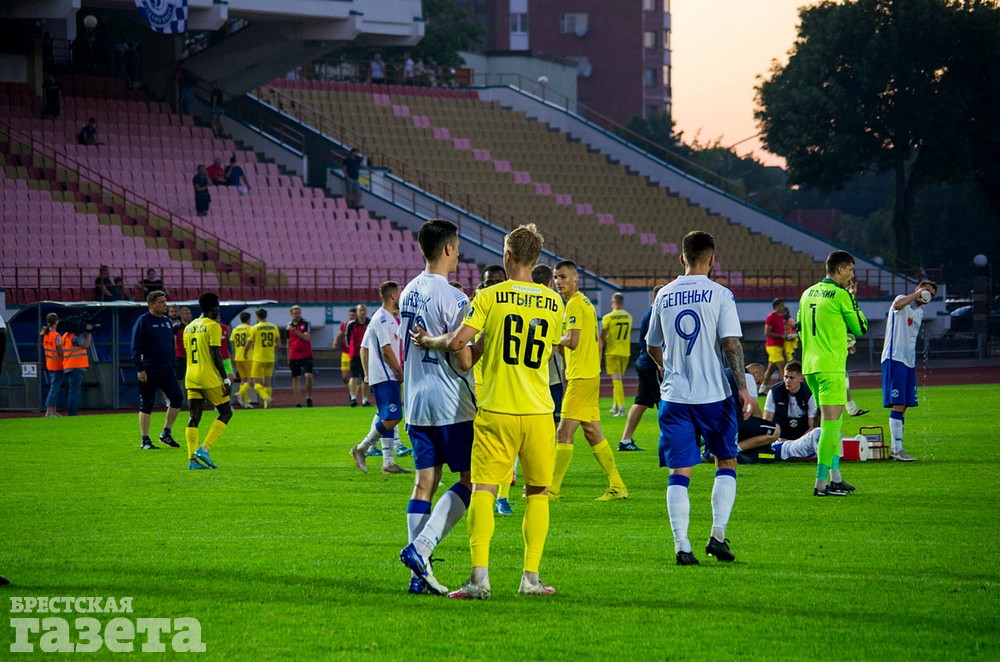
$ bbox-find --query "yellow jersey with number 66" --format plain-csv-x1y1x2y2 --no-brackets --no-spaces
464,280,563,415
250,322,280,363
184,316,223,390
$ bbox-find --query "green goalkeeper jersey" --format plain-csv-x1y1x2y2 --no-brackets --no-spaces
797,278,868,374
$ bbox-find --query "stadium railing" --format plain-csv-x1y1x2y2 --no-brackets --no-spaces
0,122,269,283
250,82,614,275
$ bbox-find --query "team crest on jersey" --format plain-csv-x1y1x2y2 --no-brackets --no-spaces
568,316,577,325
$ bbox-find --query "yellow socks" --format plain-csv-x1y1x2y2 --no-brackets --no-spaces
253,383,268,401
522,494,550,573
498,476,511,500
238,382,250,403
592,439,626,490
468,490,496,568
612,378,624,409
203,419,227,451
550,444,575,495
185,428,199,459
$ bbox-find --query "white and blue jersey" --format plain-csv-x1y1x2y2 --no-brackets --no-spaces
881,296,923,368
646,274,742,469
881,296,923,407
362,306,401,386
646,274,742,404
397,272,477,427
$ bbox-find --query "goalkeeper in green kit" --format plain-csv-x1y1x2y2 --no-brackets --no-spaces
798,250,868,496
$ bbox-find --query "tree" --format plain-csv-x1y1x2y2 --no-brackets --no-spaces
411,0,485,69
755,0,1000,265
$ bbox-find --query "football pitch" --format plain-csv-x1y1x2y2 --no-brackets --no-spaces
2,385,998,659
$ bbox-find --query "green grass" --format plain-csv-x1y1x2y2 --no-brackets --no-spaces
2,386,999,659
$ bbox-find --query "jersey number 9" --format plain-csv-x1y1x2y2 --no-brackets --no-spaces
674,309,702,356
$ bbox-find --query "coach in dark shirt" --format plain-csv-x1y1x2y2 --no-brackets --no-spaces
131,290,183,450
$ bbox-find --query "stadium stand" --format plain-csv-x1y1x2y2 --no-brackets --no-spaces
265,80,876,297
1,76,482,303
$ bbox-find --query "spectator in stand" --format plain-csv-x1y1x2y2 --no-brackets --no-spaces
210,80,227,138
77,117,101,146
124,42,141,88
174,306,193,388
61,318,92,416
175,65,192,116
342,148,365,209
287,305,314,408
402,52,416,86
94,265,114,301
207,157,226,185
111,276,132,301
369,53,386,84
193,164,211,217
225,156,250,195
140,268,167,299
42,74,61,119
41,312,64,418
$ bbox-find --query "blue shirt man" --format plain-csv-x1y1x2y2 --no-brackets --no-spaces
131,291,184,450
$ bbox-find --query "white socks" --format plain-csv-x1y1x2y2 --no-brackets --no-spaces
890,416,904,453
666,484,691,553
710,471,737,541
413,485,470,559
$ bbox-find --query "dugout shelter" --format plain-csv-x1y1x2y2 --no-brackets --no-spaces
1,299,275,412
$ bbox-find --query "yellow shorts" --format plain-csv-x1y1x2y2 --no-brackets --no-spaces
473,410,555,486
235,361,253,381
187,385,230,407
605,354,628,376
340,353,350,372
783,341,798,362
766,345,786,363
251,361,274,379
561,377,600,422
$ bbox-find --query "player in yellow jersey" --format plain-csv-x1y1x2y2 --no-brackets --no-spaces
242,308,280,408
469,264,519,517
551,260,628,501
184,292,233,470
229,311,254,408
601,292,633,417
472,264,507,399
414,224,564,599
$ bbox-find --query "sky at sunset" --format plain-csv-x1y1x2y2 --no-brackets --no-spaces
671,1,810,166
